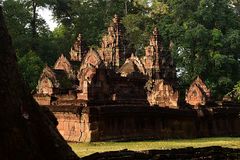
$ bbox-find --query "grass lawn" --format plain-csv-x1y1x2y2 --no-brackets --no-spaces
69,137,240,157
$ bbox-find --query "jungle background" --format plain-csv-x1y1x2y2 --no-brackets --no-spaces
2,0,240,101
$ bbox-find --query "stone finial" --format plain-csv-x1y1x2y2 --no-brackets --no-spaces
131,53,135,58
169,40,174,50
77,34,82,41
113,14,120,24
69,33,83,61
153,27,159,36
149,27,162,47
60,53,65,58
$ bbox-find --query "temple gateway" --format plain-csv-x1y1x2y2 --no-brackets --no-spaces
33,15,240,142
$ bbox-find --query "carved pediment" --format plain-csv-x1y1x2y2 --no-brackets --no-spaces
185,76,211,106
37,77,54,95
118,54,146,77
54,54,72,74
80,49,102,69
39,66,57,84
77,49,103,91
36,66,59,95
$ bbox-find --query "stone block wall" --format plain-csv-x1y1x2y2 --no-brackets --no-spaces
46,105,240,142
55,112,82,142
89,106,197,141
93,106,240,141
34,95,51,105
47,106,92,142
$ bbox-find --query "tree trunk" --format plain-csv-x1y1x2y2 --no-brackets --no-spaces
31,0,37,51
0,6,80,160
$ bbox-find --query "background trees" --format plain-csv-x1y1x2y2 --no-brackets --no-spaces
162,0,240,99
2,0,240,100
17,51,44,90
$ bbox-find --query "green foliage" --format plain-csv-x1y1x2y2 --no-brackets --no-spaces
18,51,44,91
231,0,240,15
235,82,240,98
50,0,139,46
49,25,74,61
3,0,69,66
157,0,240,99
133,0,169,15
122,14,153,56
232,81,240,102
3,0,32,55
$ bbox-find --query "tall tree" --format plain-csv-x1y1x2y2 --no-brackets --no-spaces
50,0,139,46
163,0,240,99
3,0,61,89
23,0,52,51
3,0,32,55
122,14,154,56
18,51,44,90
3,0,52,56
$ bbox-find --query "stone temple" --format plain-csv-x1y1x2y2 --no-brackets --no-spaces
33,15,240,142
34,15,180,108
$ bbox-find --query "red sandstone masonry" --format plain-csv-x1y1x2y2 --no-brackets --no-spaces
34,22,179,108
45,104,240,142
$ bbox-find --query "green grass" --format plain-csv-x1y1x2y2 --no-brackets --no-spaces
69,137,240,157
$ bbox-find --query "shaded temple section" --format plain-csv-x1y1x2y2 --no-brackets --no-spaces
0,6,80,160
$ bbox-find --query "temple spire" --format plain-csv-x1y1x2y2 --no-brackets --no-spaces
146,27,163,79
69,33,86,61
99,15,126,70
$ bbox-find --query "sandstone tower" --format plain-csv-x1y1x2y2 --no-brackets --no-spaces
99,14,126,70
